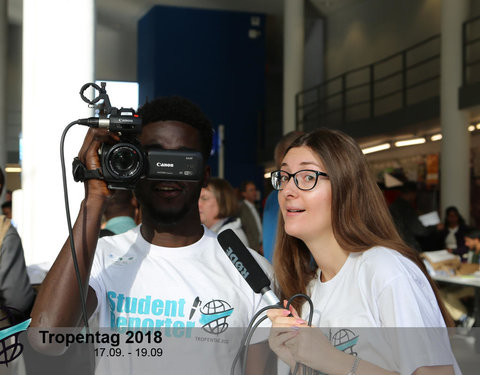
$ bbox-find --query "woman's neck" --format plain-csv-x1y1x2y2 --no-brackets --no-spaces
305,234,349,282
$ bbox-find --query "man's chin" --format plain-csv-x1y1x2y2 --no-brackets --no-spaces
149,208,190,225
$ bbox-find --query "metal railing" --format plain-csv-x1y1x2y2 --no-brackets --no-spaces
296,35,441,131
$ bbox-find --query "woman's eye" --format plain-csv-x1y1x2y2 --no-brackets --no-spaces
304,174,315,181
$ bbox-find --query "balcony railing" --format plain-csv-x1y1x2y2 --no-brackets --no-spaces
296,35,441,131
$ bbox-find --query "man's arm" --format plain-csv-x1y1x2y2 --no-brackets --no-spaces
29,128,118,352
240,203,261,252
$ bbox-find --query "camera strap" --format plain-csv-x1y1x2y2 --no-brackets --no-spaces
72,157,103,182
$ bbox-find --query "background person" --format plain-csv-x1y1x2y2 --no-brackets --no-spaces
239,180,263,254
465,228,480,264
438,227,479,330
0,167,36,326
389,181,443,252
266,129,459,375
198,177,249,247
262,130,303,263
1,200,12,219
436,206,470,259
99,189,139,237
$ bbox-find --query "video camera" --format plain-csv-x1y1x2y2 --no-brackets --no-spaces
74,82,203,190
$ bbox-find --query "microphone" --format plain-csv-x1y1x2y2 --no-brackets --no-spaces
77,114,142,133
217,229,280,306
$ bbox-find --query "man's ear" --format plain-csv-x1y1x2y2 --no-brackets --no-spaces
202,165,211,188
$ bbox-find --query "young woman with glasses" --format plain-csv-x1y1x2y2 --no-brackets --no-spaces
267,128,459,375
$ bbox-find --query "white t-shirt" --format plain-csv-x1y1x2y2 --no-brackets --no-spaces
89,225,272,374
282,247,460,375
210,217,250,248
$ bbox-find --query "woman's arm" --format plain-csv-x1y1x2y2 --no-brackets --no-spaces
267,309,455,375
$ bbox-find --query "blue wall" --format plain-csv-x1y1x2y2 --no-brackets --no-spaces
138,5,266,190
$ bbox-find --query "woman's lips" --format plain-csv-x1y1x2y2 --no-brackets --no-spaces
285,207,305,216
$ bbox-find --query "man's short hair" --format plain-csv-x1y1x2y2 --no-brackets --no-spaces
1,201,11,210
137,96,213,161
465,228,480,240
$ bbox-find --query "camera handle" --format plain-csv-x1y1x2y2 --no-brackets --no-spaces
79,81,113,113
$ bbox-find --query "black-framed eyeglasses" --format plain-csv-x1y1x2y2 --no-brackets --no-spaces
271,169,329,191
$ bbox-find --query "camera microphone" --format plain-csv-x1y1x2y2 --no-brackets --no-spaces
217,229,280,306
78,114,142,133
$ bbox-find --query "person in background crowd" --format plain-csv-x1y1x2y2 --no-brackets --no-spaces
438,206,470,260
262,130,303,263
1,200,12,219
99,190,139,237
0,167,36,325
266,128,459,375
438,228,479,330
389,181,443,252
239,180,263,254
198,177,249,247
465,228,480,265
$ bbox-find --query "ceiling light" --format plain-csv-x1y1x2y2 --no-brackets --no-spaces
362,143,391,154
394,138,426,147
5,166,22,173
430,134,442,141
468,125,475,132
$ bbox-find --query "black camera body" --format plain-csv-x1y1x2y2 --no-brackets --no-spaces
100,142,204,190
76,82,204,190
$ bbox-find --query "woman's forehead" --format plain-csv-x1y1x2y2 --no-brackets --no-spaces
281,146,324,169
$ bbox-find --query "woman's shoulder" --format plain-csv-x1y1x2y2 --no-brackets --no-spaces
352,246,425,285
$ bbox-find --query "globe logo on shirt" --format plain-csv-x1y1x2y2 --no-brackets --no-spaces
331,329,359,355
0,306,31,367
198,300,234,335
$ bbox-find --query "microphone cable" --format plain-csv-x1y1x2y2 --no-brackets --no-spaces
231,293,314,375
60,120,90,331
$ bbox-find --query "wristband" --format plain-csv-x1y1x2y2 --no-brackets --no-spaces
72,157,103,182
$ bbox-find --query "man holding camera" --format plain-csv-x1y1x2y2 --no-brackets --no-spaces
30,96,271,374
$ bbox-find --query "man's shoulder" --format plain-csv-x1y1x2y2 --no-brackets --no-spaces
0,223,21,250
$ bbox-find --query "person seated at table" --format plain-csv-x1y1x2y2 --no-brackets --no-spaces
465,228,480,264
437,206,470,260
439,228,479,330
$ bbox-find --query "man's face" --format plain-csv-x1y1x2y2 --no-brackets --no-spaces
465,237,480,251
242,183,257,203
134,120,208,225
2,206,11,219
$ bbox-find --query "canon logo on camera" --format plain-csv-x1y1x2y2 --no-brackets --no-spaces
156,162,174,168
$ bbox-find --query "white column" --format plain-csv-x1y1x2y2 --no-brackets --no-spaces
440,0,469,221
283,0,304,134
21,0,95,265
0,0,6,179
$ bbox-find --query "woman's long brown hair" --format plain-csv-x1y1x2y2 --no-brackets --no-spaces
273,128,454,327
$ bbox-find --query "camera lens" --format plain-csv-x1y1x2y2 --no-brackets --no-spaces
106,144,143,179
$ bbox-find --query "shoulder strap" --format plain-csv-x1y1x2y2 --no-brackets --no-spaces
0,215,11,250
